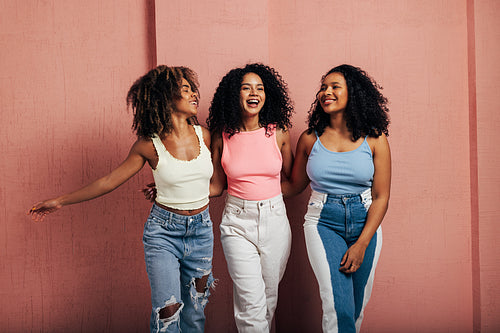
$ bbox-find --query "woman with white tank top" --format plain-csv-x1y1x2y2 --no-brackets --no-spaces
29,66,215,333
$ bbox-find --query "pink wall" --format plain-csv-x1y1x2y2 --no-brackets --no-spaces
473,0,500,331
0,1,156,331
1,0,498,332
269,1,474,332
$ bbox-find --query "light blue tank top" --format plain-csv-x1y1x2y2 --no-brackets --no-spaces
306,133,374,195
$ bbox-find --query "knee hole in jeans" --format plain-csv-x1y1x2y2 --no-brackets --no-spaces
159,302,182,320
195,274,210,293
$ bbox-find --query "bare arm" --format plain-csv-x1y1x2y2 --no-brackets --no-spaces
281,130,314,198
28,140,149,222
209,131,227,197
340,133,391,273
277,128,293,179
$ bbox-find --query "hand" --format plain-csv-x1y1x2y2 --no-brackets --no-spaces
339,242,367,274
27,199,62,222
140,182,157,202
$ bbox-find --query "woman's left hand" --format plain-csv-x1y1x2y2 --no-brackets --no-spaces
339,242,367,274
140,182,157,202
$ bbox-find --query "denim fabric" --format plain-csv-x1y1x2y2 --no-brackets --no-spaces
220,194,291,333
304,189,382,333
143,204,214,333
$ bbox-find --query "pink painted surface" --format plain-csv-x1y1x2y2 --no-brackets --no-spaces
268,1,474,332
0,1,156,332
0,0,498,332
474,0,500,331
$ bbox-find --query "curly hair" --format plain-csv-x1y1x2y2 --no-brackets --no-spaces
308,64,389,140
127,65,199,138
207,63,293,137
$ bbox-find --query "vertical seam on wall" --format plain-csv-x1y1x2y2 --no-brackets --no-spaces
466,0,480,332
150,0,158,67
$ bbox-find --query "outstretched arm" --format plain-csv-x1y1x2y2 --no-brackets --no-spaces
340,134,391,273
28,140,149,222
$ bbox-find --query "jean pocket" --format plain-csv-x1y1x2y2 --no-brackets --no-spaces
305,200,323,217
201,216,213,227
224,203,242,216
361,196,372,211
271,203,287,216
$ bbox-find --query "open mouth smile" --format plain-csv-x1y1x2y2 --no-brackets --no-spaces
246,99,260,108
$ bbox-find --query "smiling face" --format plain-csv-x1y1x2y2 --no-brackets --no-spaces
239,72,266,117
173,78,199,116
317,72,348,114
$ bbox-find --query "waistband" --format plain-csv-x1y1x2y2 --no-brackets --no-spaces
310,188,372,204
226,193,284,208
151,203,210,223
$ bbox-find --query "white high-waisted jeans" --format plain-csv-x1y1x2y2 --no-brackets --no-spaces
220,193,292,333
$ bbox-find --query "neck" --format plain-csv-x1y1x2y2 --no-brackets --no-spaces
167,114,192,137
328,112,347,131
240,115,260,132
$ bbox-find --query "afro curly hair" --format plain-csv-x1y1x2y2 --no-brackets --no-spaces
308,64,389,140
207,63,293,137
127,65,199,139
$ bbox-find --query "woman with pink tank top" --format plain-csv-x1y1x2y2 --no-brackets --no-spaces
208,63,294,333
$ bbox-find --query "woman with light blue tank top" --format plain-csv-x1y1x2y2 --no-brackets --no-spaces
283,64,391,333
29,66,215,333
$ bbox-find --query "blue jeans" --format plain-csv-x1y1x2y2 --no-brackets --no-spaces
143,204,214,333
304,189,382,333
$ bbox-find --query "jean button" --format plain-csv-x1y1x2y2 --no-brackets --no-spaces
259,202,263,206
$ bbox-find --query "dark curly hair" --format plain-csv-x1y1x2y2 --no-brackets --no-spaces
127,65,199,138
207,63,293,137
308,64,389,140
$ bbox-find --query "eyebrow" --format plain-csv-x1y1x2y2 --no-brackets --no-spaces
241,83,264,86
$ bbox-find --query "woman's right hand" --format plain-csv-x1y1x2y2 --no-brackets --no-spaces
141,182,157,202
28,198,63,222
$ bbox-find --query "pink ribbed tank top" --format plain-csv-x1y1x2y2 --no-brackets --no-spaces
221,126,282,201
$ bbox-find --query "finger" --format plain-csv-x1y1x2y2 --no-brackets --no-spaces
340,251,348,266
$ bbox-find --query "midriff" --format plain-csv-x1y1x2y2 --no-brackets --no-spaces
155,201,208,216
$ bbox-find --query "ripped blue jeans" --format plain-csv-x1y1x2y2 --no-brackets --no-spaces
143,204,214,333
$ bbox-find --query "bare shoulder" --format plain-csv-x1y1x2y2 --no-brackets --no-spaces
276,126,290,136
367,133,390,153
199,125,211,148
275,126,290,144
298,129,316,149
131,137,156,158
211,130,223,150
